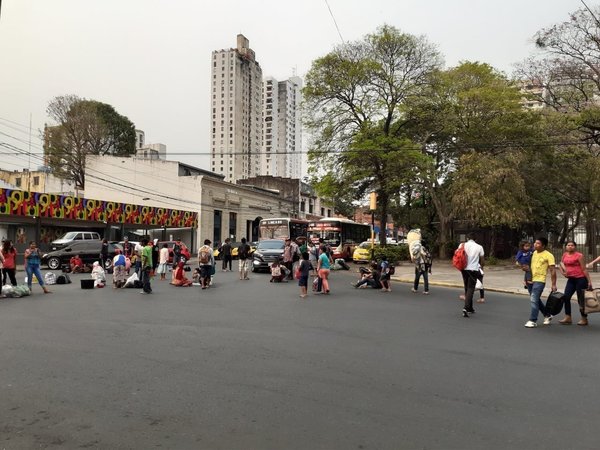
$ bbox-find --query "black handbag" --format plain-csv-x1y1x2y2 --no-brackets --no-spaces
545,291,565,316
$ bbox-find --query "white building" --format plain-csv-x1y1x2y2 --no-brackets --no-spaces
85,155,295,246
261,76,302,178
210,35,263,183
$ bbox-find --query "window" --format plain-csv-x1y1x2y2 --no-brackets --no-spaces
15,178,21,187
229,212,237,240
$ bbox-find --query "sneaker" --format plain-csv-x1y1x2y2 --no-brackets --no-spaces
543,316,553,325
462,308,469,318
524,320,538,328
411,288,418,293
423,291,429,295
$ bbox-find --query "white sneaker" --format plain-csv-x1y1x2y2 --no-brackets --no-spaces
524,320,538,328
411,288,417,293
543,316,553,325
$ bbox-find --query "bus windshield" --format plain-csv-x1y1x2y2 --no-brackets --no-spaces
259,223,290,240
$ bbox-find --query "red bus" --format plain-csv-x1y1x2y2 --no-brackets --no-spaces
307,218,371,260
259,218,309,242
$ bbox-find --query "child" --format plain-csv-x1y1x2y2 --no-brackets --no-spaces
515,241,533,294
298,252,313,298
91,261,106,288
192,268,201,285
270,258,286,283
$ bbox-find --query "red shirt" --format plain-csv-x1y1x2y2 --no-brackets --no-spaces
2,249,16,269
562,252,585,278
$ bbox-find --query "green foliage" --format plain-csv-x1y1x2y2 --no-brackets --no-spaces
373,245,409,265
44,95,136,189
486,256,499,266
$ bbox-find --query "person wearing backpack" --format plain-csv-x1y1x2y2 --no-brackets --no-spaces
412,245,432,295
237,237,251,280
197,239,214,289
459,235,484,318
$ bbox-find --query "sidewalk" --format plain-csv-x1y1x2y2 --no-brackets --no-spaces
389,260,600,297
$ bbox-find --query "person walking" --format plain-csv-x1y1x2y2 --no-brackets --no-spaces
122,236,133,259
221,238,233,272
412,245,432,295
24,241,51,294
156,243,170,280
1,240,17,286
524,237,557,328
140,239,153,294
316,245,331,295
380,256,392,292
198,239,214,289
172,238,183,266
237,238,251,280
152,239,160,274
461,235,484,318
134,241,144,277
558,241,592,326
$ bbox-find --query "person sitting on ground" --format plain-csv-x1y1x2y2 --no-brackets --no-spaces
352,262,382,289
91,261,106,288
70,254,84,273
192,268,201,285
269,258,287,282
171,261,193,287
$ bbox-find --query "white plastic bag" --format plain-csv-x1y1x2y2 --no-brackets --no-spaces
475,279,483,290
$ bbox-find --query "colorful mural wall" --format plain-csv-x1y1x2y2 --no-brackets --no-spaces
0,188,198,228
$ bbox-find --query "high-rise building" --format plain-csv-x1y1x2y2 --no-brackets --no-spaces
210,35,263,183
261,76,302,178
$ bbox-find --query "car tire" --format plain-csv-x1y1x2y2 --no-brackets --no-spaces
47,257,61,270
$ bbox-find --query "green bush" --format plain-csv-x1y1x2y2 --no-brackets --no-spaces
373,245,409,265
486,255,499,266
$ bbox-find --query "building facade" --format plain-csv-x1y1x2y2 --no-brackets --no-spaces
84,155,295,248
210,35,263,183
261,77,302,178
0,169,76,195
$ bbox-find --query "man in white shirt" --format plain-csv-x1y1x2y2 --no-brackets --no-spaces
462,235,485,317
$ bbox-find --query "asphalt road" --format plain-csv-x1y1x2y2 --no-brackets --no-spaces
1,267,599,449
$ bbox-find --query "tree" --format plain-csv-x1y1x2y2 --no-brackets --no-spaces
403,62,541,255
44,95,136,190
303,25,442,243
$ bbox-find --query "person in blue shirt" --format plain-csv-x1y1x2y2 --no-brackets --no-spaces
515,241,533,294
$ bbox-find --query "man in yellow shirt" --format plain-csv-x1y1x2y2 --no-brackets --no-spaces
525,237,557,328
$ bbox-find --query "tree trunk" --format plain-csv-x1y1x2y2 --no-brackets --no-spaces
428,182,452,258
378,191,389,245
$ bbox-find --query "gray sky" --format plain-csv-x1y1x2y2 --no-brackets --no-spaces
0,0,585,174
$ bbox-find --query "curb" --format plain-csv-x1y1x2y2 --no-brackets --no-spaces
390,277,530,297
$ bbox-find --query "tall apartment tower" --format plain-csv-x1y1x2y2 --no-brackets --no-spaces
210,35,263,183
261,76,302,178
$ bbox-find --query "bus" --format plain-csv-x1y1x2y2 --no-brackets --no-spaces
308,218,371,260
258,218,309,242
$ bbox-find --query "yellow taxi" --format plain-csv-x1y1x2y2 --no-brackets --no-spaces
214,241,257,260
353,241,377,263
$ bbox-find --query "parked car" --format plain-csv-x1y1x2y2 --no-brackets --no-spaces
50,231,101,251
251,239,286,272
214,242,257,260
42,241,122,270
353,241,378,263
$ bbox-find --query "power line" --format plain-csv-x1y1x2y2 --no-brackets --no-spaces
324,0,345,44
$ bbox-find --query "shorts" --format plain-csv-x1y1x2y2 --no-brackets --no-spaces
298,276,308,287
200,265,212,278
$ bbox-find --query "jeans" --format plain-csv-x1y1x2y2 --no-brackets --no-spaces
414,268,429,292
529,281,548,322
222,255,232,270
140,267,152,293
26,264,45,289
3,268,17,286
563,277,588,317
463,270,479,312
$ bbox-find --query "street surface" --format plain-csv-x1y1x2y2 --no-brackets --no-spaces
0,266,598,449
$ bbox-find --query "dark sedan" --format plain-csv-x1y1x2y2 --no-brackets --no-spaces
251,239,285,272
42,241,122,270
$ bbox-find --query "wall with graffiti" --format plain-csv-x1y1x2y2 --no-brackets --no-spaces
0,188,198,228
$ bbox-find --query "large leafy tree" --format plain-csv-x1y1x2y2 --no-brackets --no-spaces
44,95,136,190
303,25,442,242
514,4,600,248
403,62,541,254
